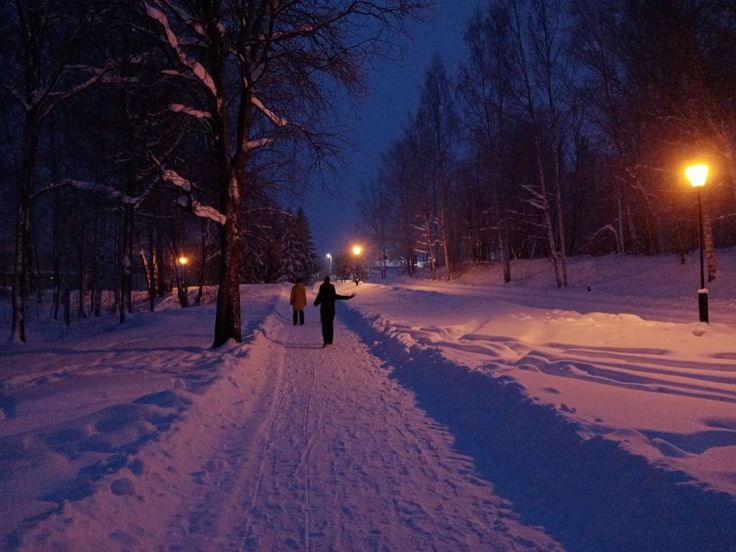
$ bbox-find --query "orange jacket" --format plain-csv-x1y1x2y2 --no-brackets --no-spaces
290,282,307,310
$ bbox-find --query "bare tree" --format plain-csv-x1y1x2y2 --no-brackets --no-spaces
3,0,121,342
142,0,424,346
458,2,518,281
412,55,460,280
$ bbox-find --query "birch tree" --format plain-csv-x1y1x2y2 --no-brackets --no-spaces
506,0,569,287
458,2,517,281
413,55,460,280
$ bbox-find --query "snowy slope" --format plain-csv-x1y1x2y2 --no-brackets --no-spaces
2,251,736,551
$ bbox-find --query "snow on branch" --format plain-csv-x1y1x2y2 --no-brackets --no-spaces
145,2,221,107
582,224,620,252
245,136,275,151
169,103,211,119
162,169,226,225
160,0,208,39
251,95,288,127
191,201,226,225
34,178,140,205
162,169,192,191
38,62,125,119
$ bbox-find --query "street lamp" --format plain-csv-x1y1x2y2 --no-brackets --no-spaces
176,255,190,308
326,253,332,276
685,163,709,323
351,245,363,285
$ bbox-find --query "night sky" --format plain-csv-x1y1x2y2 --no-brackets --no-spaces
301,0,481,258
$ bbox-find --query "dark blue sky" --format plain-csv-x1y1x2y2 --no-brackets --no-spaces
301,0,482,258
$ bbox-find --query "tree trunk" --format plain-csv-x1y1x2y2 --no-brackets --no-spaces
616,187,625,255
213,175,242,346
10,113,40,342
52,191,62,320
62,211,71,327
704,200,717,282
195,220,207,305
78,219,87,319
94,216,107,317
422,216,437,279
553,149,568,286
119,204,133,324
441,207,452,281
140,247,154,311
533,133,563,288
499,213,511,283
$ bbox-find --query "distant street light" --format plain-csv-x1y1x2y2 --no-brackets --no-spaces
177,256,189,266
352,245,362,256
326,253,332,275
685,163,709,323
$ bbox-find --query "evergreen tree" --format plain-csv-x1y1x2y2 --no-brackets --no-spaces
294,208,321,279
280,208,320,281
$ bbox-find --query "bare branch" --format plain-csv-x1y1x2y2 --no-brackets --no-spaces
144,2,221,107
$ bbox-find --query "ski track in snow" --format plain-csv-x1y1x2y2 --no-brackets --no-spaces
156,302,556,551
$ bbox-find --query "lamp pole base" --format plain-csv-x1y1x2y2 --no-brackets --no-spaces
698,289,709,323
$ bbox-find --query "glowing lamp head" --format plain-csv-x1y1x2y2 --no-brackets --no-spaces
326,253,332,259
177,256,189,266
352,245,362,256
685,164,709,188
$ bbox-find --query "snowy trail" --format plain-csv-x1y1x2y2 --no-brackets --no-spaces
152,299,559,551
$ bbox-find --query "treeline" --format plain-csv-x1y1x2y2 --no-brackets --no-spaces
0,0,422,344
359,0,736,283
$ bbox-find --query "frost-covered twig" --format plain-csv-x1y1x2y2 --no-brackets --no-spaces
169,103,211,119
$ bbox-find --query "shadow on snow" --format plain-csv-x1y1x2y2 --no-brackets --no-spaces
342,308,736,552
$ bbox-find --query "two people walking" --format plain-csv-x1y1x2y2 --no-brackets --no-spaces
290,276,354,347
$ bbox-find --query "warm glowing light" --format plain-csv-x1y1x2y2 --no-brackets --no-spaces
352,245,362,256
685,164,709,188
326,253,332,259
177,256,189,266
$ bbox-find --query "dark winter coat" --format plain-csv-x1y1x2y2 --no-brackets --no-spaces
313,279,352,319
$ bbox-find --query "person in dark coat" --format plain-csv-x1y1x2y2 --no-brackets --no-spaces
313,276,354,347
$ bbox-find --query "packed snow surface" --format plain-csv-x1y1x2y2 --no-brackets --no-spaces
2,251,736,551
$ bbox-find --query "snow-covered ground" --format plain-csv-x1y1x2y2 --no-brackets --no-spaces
2,251,736,551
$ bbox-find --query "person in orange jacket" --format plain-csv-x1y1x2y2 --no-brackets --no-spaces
290,278,307,326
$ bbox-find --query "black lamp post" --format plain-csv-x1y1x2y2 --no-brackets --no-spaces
685,164,709,323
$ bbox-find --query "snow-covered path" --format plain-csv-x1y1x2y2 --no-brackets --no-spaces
152,302,558,551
